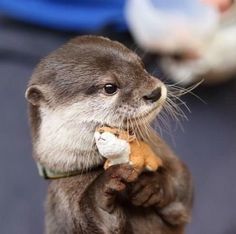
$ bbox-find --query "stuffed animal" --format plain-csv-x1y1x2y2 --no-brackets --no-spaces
94,126,162,174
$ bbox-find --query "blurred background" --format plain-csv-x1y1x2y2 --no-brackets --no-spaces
0,0,236,234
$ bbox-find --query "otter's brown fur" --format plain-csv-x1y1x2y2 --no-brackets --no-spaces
25,36,193,234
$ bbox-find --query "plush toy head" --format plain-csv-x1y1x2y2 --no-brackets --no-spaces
94,126,134,159
96,126,136,142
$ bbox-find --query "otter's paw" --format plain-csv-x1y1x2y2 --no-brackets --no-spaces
159,202,191,226
99,164,139,212
128,171,173,208
104,164,138,193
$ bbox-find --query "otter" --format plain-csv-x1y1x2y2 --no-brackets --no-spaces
25,36,193,234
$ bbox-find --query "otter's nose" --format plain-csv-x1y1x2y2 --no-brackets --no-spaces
143,87,162,103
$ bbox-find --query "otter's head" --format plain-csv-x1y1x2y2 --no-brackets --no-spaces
25,36,167,172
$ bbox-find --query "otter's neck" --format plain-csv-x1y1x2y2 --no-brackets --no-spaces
35,111,104,172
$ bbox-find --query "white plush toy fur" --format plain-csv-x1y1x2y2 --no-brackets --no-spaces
94,131,130,167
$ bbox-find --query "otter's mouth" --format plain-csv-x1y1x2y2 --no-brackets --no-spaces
98,103,164,132
125,98,166,126
130,106,160,122
99,107,161,132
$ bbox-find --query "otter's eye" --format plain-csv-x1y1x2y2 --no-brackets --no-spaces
114,132,119,137
103,83,118,95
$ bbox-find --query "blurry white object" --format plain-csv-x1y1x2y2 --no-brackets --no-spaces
126,0,236,84
161,5,236,84
126,0,219,54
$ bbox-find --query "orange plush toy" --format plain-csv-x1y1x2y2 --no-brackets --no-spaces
94,126,162,174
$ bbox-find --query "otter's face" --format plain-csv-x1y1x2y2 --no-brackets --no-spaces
26,36,166,128
87,72,167,127
25,36,167,171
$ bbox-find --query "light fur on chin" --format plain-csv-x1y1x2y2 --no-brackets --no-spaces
36,106,108,172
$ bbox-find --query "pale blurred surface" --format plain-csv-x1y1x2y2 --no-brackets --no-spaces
126,0,236,84
0,17,236,234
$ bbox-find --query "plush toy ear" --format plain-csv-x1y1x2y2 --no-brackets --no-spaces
25,85,46,106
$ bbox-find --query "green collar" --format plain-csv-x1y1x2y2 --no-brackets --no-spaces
37,163,82,179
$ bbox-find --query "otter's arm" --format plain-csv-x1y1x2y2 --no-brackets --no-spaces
81,165,139,234
46,165,138,234
158,159,193,226
155,136,193,226
129,136,193,227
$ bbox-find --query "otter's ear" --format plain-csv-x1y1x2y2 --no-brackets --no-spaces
25,85,46,106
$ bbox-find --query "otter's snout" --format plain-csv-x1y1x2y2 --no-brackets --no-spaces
143,87,162,103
